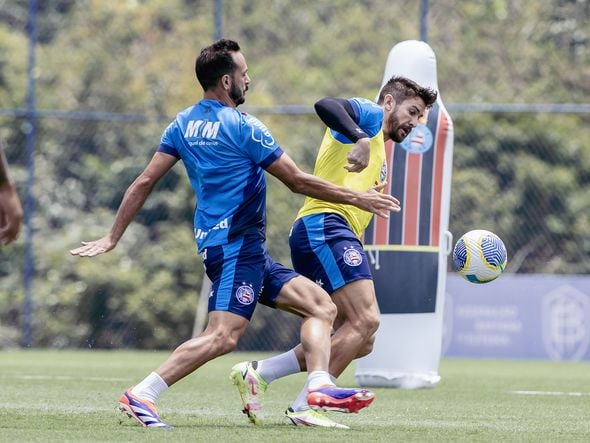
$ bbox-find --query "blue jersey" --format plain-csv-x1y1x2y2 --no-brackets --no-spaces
158,99,283,252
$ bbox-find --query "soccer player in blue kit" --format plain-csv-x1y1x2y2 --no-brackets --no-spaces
231,77,437,428
70,39,400,428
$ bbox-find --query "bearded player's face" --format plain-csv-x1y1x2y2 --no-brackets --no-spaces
385,96,427,143
229,51,250,106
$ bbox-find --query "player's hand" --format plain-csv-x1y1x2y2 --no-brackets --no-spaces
69,236,115,257
0,185,23,246
344,138,370,173
359,182,401,219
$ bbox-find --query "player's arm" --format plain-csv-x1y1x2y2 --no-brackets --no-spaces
266,152,399,218
0,142,23,245
314,97,371,173
70,152,178,257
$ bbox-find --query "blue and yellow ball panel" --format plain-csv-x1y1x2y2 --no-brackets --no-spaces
452,230,508,284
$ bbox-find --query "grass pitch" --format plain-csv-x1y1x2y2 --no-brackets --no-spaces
1,350,589,442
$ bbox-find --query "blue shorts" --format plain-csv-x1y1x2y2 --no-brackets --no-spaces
202,235,298,320
289,213,372,295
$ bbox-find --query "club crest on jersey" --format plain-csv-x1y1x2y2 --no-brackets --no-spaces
236,283,255,305
400,124,433,154
343,246,363,267
380,159,387,183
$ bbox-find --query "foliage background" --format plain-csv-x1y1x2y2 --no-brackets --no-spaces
0,0,588,349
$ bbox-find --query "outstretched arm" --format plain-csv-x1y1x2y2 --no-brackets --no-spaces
0,142,23,245
70,152,178,257
266,152,399,219
315,97,371,173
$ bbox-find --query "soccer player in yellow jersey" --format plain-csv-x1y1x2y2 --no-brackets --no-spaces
231,76,437,428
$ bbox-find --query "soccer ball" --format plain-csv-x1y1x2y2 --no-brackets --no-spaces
452,229,507,283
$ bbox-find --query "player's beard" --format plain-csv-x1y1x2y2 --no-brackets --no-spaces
230,82,246,107
388,110,411,143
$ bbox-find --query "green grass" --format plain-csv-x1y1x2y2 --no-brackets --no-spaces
1,350,589,442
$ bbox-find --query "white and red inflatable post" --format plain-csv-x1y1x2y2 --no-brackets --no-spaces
355,40,454,389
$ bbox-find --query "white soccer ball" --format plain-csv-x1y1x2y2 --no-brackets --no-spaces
452,229,507,283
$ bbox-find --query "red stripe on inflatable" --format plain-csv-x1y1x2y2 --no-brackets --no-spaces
430,109,448,247
403,152,421,245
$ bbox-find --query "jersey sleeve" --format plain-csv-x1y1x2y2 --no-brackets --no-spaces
315,97,369,142
348,97,383,138
157,120,181,158
241,114,283,168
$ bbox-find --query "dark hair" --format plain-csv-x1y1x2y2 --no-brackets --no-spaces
195,39,241,90
377,76,437,108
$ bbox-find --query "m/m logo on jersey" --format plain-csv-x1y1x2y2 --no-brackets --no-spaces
343,246,363,267
184,120,221,139
235,283,256,305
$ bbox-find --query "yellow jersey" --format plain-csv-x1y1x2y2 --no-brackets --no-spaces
297,127,387,238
